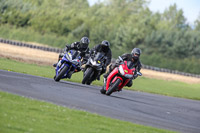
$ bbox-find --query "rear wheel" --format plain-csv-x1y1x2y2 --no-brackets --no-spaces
106,79,121,96
82,67,93,84
54,65,68,82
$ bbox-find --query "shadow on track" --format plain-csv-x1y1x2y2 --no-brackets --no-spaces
56,80,101,90
53,79,153,105
110,95,153,105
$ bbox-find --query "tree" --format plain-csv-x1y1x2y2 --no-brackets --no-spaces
157,4,189,30
194,13,200,31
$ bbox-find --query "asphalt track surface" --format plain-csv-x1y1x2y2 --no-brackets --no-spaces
0,70,200,133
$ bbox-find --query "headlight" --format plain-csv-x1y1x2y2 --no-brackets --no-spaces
124,74,133,79
71,59,80,65
119,65,124,75
65,53,72,61
90,59,96,65
72,61,78,65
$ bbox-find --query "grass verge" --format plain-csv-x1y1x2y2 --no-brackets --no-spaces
0,91,175,133
0,24,66,48
0,58,200,100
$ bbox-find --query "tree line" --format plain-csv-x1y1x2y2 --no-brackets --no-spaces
0,0,200,74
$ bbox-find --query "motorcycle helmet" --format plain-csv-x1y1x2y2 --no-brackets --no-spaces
131,48,141,60
101,40,110,47
80,37,90,49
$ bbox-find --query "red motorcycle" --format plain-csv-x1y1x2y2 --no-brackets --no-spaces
100,56,142,95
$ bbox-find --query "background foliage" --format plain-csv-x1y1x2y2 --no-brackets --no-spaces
0,0,200,74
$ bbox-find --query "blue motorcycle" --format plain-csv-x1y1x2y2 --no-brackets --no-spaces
54,50,81,82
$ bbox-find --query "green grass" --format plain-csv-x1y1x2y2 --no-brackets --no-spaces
0,91,175,133
0,58,200,100
0,24,66,48
130,77,200,100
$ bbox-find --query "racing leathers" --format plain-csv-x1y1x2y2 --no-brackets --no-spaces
65,41,89,64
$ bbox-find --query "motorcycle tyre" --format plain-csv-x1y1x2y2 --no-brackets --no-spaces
82,67,93,84
54,65,68,82
106,78,121,96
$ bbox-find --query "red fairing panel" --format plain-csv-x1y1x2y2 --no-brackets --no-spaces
106,68,121,90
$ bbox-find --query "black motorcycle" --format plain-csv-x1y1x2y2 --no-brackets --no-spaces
82,52,106,85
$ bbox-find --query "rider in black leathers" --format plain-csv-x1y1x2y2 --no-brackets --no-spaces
65,37,90,58
53,37,90,77
54,37,90,66
104,48,142,87
90,40,112,80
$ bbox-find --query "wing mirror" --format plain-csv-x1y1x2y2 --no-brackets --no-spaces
118,56,123,61
137,72,142,76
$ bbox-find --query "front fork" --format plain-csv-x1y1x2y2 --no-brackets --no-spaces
57,60,62,68
103,78,107,90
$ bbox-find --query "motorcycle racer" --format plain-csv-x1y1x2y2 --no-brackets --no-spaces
90,40,112,80
104,48,142,87
53,37,90,66
53,37,90,78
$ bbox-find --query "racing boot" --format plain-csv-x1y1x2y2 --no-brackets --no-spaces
103,74,108,85
53,53,64,67
103,73,108,79
103,66,112,79
53,63,57,67
96,72,101,81
97,76,100,81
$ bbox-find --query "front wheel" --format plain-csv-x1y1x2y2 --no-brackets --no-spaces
100,86,106,94
82,67,93,84
54,65,68,82
106,79,121,96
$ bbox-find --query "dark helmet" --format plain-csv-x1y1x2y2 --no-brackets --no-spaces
80,37,90,48
131,48,141,60
101,40,110,47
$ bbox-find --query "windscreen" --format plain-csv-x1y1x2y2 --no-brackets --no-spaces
94,52,105,61
70,50,80,60
127,61,136,69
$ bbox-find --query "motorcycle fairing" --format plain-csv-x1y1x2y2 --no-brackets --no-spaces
106,61,136,91
55,50,81,79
